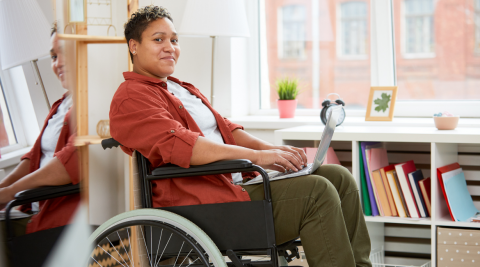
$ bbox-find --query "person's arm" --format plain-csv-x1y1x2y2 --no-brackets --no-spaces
0,157,70,210
231,128,308,165
0,159,31,189
190,136,303,172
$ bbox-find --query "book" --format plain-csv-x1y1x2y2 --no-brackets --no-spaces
437,163,461,221
360,142,380,216
372,169,392,216
444,171,480,222
393,170,410,217
386,170,408,218
359,142,372,216
380,164,398,216
303,147,340,165
395,160,420,218
365,145,384,215
408,170,428,217
418,177,431,216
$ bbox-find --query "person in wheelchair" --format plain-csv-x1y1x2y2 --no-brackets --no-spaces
109,6,371,267
0,23,79,246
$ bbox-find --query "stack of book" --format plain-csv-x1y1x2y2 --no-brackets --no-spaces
437,163,480,222
360,142,431,218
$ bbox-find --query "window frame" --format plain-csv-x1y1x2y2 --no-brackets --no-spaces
336,0,370,60
401,0,436,59
0,67,28,155
475,0,480,55
277,4,308,60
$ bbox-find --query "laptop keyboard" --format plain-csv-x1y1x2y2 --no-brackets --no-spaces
270,163,313,179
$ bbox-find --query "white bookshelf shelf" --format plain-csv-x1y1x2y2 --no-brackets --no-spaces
274,125,480,266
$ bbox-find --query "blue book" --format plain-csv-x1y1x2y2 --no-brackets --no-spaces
361,142,380,216
408,170,428,217
445,172,480,222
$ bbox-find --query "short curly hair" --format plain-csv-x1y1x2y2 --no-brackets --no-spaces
51,21,57,36
124,5,173,63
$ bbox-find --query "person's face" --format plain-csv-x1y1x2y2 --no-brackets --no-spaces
130,18,180,80
50,33,67,89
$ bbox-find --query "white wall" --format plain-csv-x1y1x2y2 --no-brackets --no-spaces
86,0,129,224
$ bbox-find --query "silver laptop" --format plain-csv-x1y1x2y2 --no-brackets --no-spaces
243,108,339,185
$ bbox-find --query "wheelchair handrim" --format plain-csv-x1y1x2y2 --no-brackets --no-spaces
88,209,226,267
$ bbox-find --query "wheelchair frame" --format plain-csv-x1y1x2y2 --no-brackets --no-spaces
4,138,302,267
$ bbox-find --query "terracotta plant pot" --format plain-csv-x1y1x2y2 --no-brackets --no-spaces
277,99,297,118
434,116,459,130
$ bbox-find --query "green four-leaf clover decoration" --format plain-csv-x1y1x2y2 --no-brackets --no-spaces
374,93,391,113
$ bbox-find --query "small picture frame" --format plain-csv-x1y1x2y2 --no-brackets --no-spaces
365,86,397,121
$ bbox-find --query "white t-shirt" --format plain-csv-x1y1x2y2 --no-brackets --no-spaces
166,81,243,184
33,94,73,211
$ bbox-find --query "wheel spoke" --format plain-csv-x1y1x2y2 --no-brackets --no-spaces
139,225,152,265
107,236,128,267
127,228,135,267
117,231,133,267
178,249,193,267
185,257,200,267
154,229,163,265
150,226,153,267
155,233,172,267
173,241,185,267
97,244,127,267
91,256,103,267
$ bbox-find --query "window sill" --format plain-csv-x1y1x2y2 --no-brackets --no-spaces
229,116,480,130
0,146,31,169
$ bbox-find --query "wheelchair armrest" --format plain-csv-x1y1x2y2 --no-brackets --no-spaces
14,184,80,203
101,138,121,150
150,159,253,177
5,184,80,241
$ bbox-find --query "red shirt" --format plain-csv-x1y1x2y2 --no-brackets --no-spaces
21,94,79,234
110,72,252,207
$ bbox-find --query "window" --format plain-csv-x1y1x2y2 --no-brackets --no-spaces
278,5,307,59
476,0,480,54
394,0,480,101
0,78,17,149
402,0,434,57
261,0,371,110
338,2,368,57
255,0,480,116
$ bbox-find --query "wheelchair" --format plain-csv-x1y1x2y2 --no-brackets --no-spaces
87,138,302,267
4,138,302,267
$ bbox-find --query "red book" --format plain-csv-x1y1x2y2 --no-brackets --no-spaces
394,160,420,218
437,163,461,221
418,177,431,216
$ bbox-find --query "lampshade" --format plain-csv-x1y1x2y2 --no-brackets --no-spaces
178,0,250,38
0,0,51,70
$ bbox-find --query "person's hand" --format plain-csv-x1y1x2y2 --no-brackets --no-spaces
0,187,15,210
263,145,308,166
253,149,304,172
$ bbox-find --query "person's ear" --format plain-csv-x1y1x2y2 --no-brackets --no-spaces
129,39,138,55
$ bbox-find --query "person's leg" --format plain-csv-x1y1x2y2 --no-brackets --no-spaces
313,164,372,267
0,217,30,267
242,175,356,267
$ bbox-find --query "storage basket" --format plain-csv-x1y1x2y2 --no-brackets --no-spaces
370,247,431,267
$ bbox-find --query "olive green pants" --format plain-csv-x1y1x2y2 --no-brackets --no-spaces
241,164,372,267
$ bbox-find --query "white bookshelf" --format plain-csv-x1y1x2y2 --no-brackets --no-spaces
274,125,480,266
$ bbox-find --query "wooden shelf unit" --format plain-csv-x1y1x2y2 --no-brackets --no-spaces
59,33,127,209
275,125,480,266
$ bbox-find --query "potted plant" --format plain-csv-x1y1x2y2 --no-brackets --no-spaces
276,77,300,118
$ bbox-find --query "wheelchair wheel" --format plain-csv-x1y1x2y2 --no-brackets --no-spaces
87,209,226,267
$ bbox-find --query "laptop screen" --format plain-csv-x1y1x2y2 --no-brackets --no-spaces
311,107,339,172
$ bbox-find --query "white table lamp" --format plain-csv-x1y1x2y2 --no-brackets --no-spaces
178,0,250,106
